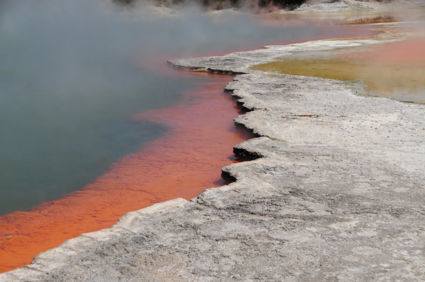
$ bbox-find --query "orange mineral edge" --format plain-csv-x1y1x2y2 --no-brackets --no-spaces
0,71,250,273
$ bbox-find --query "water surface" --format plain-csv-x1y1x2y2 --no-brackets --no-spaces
0,0,368,215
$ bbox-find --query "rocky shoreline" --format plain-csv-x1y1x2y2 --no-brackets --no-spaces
2,35,425,281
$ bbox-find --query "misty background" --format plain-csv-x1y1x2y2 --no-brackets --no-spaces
0,0,353,215
113,0,306,10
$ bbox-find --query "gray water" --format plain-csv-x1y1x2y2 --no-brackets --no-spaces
0,0,359,215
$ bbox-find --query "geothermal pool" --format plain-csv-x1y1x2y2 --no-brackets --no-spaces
0,0,372,272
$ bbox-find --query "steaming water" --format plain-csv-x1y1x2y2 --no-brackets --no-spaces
0,0,362,215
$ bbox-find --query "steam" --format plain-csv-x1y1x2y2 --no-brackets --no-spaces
113,0,306,11
0,0,341,214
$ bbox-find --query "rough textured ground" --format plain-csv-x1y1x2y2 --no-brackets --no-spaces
287,0,425,22
1,37,425,281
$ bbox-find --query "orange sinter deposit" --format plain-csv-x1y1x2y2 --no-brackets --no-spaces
339,38,425,101
341,38,425,64
0,72,250,273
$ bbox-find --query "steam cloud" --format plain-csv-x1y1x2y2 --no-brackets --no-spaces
0,0,334,214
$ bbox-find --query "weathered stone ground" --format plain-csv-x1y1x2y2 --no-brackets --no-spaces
1,37,425,281
286,0,425,22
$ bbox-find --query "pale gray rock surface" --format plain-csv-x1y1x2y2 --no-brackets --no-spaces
1,39,425,281
288,0,425,21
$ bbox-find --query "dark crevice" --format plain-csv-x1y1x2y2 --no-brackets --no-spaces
221,170,237,183
225,90,254,113
233,147,263,161
235,101,253,113
206,68,245,75
234,121,260,138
